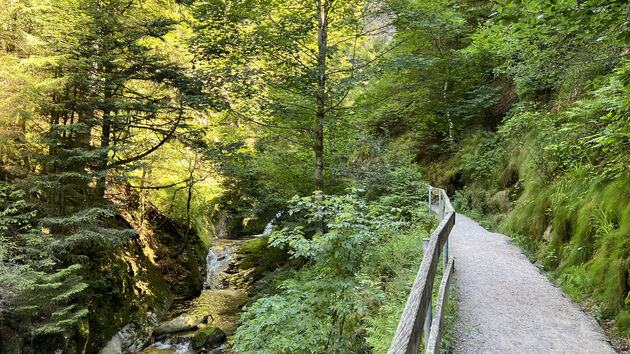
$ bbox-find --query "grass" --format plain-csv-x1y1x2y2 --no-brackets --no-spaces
363,210,459,353
439,286,459,353
427,129,630,343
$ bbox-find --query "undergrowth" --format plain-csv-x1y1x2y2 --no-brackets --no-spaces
428,118,630,341
231,163,455,352
424,71,630,341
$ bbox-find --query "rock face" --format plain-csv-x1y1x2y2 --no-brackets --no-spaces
191,327,226,350
95,191,208,353
0,192,208,354
100,314,158,354
153,313,203,335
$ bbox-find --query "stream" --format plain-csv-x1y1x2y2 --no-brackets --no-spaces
140,217,277,354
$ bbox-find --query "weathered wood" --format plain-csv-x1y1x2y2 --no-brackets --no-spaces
437,188,453,272
422,238,432,349
426,257,455,354
387,211,455,354
432,188,455,214
439,189,455,213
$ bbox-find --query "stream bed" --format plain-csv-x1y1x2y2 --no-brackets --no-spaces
140,238,251,354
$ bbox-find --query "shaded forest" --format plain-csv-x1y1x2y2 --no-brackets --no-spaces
0,0,629,353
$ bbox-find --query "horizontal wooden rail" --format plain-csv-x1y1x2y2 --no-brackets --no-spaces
388,186,456,354
426,257,455,353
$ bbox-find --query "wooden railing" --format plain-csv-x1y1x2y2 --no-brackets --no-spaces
388,186,456,354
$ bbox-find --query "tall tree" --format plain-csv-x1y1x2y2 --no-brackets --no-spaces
192,0,390,192
0,0,204,343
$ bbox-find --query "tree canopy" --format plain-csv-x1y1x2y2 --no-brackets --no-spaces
1,0,629,352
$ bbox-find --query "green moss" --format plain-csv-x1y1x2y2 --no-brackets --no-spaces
79,201,210,351
617,310,630,334
193,215,214,249
85,242,172,351
239,235,291,280
192,326,226,349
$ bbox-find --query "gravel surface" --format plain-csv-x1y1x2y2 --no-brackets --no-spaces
449,212,615,354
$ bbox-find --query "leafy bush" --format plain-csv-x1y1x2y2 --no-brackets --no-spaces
231,192,436,353
459,132,504,185
363,231,424,353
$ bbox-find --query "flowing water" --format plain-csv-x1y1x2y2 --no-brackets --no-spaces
253,212,280,238
141,239,250,354
141,212,282,353
205,246,234,289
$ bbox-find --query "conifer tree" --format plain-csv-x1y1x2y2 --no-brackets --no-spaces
1,0,203,343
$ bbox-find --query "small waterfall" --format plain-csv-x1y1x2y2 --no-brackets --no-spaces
205,247,234,289
253,212,282,238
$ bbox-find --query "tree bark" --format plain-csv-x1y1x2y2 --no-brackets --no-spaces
315,0,328,193
95,108,110,201
313,0,330,235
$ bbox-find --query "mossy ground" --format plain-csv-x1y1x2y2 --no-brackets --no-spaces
237,235,292,282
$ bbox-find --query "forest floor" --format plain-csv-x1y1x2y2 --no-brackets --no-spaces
449,212,615,354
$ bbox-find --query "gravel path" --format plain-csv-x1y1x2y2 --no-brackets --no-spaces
449,212,615,354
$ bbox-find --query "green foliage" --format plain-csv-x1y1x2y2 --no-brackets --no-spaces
443,58,630,337
368,164,428,217
1,0,207,349
0,185,89,337
2,0,630,350
192,0,386,195
617,310,630,334
232,193,394,352
363,232,424,353
15,264,89,336
459,133,504,185
359,2,630,342
232,190,438,353
239,235,291,281
490,0,623,101
357,0,503,156
224,0,630,347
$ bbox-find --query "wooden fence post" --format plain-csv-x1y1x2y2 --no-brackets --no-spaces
423,237,432,349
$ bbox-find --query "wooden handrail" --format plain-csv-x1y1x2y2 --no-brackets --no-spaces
388,186,456,354
426,257,455,353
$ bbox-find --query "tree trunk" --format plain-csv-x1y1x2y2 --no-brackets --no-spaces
444,81,453,140
315,0,328,193
95,109,110,201
314,119,324,191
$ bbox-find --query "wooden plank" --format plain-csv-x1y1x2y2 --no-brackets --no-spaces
387,211,455,354
426,257,455,354
433,188,454,214
441,190,455,213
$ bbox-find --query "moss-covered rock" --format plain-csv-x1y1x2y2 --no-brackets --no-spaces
191,326,226,350
153,313,203,335
86,190,208,352
238,235,291,282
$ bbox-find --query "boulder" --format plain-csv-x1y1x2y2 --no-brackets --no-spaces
100,314,157,354
191,327,226,350
152,313,203,335
99,335,122,354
